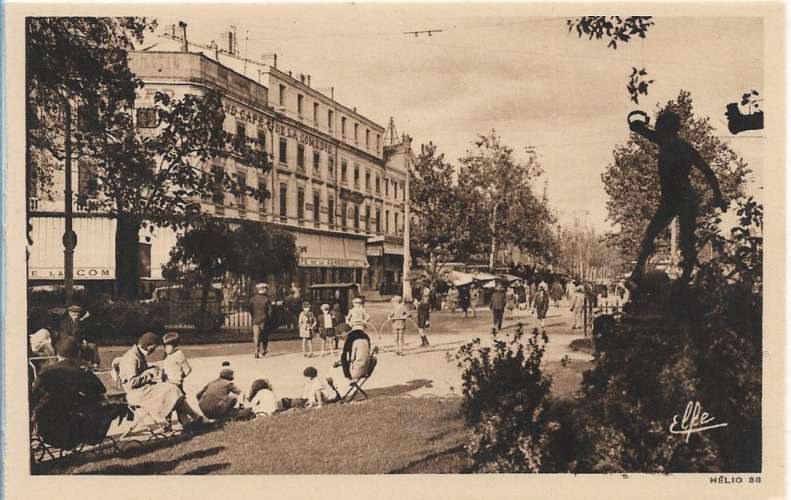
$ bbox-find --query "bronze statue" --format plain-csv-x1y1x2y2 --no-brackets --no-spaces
626,110,728,291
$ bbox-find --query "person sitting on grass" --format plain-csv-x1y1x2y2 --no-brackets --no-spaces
116,332,202,431
388,296,410,356
298,301,317,358
32,337,133,451
247,378,280,417
301,367,341,408
318,304,337,357
196,368,253,421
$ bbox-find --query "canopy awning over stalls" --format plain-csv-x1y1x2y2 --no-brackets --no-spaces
446,270,475,287
471,272,497,282
499,274,521,283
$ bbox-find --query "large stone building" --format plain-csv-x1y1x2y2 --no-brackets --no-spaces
27,48,413,298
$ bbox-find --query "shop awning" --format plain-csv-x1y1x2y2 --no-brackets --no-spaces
294,231,369,269
446,270,475,287
499,274,521,283
472,272,497,282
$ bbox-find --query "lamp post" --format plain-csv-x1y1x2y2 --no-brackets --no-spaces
402,146,412,303
62,94,77,306
488,199,503,272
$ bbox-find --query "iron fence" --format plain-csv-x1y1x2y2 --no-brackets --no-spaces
582,295,624,337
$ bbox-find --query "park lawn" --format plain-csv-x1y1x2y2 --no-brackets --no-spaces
36,395,474,475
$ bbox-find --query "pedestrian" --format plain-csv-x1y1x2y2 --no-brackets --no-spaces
458,286,471,318
416,290,431,347
298,301,317,357
447,286,459,313
250,283,273,358
196,368,252,421
469,285,480,319
570,283,585,330
318,304,337,357
534,285,550,330
59,305,100,370
332,303,344,349
505,285,516,320
388,296,410,356
490,282,507,331
515,282,527,310
346,296,371,331
550,281,564,308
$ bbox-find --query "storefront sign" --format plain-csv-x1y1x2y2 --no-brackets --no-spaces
299,257,368,268
29,267,114,280
367,247,383,257
273,123,332,154
222,101,270,129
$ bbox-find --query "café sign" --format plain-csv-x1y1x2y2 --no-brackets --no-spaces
29,267,114,280
298,257,367,269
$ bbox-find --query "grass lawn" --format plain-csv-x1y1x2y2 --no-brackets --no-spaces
35,395,474,475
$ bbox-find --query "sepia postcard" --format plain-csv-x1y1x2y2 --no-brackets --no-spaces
2,2,785,499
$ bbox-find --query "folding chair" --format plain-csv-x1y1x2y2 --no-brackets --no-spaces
110,358,178,442
341,356,378,402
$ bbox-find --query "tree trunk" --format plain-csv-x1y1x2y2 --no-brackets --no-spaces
199,276,211,331
115,212,141,300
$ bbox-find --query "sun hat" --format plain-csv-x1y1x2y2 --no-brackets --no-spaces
66,305,83,313
138,332,162,348
220,368,235,381
320,304,330,311
302,301,312,308
162,332,180,346
256,283,268,290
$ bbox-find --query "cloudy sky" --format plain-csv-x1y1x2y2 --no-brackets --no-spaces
152,7,764,232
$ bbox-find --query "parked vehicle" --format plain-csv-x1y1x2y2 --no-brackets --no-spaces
147,285,226,330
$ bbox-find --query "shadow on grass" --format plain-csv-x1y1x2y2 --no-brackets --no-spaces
82,446,226,475
184,462,232,475
388,444,473,474
366,379,434,398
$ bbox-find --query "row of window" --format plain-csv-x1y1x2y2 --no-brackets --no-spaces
276,137,406,200
278,84,382,152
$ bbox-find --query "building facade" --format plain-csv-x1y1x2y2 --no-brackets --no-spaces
27,49,411,297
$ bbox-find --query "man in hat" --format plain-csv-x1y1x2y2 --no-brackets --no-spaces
116,332,201,429
31,337,133,451
59,304,100,369
250,283,273,358
489,281,507,331
196,368,252,420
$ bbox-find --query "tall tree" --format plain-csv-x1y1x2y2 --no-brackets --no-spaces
458,130,557,268
28,17,269,300
409,142,486,281
602,90,751,265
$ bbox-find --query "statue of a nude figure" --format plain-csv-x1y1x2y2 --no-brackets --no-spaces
626,110,728,291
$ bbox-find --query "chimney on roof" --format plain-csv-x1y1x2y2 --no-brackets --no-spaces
307,75,311,87
178,22,188,53
300,74,305,84
274,54,277,68
288,70,292,77
354,107,357,112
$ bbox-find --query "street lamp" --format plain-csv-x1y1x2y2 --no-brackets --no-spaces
62,92,77,306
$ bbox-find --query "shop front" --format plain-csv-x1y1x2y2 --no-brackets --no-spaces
292,230,369,291
366,236,404,295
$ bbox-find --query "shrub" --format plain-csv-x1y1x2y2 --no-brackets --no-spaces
454,325,575,472
81,301,166,343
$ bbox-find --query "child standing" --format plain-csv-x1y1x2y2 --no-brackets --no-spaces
345,297,371,331
318,304,337,357
416,288,431,347
298,301,317,357
388,296,410,356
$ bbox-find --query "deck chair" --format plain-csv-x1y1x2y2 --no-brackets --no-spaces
110,358,177,442
341,356,378,402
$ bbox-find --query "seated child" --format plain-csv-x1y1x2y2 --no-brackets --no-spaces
248,378,279,416
196,368,252,420
301,367,340,408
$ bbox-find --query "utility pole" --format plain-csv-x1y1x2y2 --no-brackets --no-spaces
62,95,77,305
402,151,412,303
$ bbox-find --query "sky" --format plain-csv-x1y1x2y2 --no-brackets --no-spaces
149,7,764,232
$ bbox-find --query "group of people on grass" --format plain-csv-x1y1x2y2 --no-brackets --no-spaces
32,322,379,450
